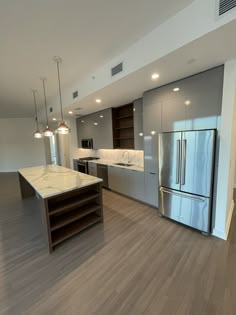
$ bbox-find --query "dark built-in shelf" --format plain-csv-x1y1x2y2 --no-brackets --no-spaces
115,126,133,130
115,114,133,119
50,203,101,232
112,103,134,149
52,213,101,247
115,137,134,140
49,191,100,216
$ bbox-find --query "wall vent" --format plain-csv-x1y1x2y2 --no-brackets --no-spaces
219,0,236,15
111,62,123,77
73,90,78,99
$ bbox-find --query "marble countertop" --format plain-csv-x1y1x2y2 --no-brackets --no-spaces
87,159,144,172
18,165,102,199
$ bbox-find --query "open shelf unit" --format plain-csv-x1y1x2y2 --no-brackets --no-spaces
43,183,103,252
112,103,134,149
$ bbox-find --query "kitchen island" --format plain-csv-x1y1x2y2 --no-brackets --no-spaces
18,165,103,253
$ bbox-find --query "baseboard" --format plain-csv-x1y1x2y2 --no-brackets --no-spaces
225,199,235,240
0,170,17,173
212,199,234,240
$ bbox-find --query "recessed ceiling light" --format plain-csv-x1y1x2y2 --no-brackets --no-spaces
52,117,57,121
68,111,73,114
96,99,101,103
150,131,156,135
151,73,159,80
139,133,143,137
173,87,180,92
185,100,191,106
100,115,103,118
81,120,84,123
94,122,98,126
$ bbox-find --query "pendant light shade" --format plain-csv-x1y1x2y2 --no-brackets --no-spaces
32,89,43,139
53,56,70,134
41,78,53,137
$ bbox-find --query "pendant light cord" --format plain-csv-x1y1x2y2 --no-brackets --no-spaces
42,79,49,127
33,90,39,130
56,60,64,121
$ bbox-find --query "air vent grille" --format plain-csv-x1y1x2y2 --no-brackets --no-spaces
219,0,236,15
73,90,78,99
111,62,123,76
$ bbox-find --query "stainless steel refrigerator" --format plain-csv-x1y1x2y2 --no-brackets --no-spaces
158,129,216,233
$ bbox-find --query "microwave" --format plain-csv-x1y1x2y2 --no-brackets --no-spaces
81,138,93,149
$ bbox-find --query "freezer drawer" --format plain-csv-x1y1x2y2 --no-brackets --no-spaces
159,187,211,233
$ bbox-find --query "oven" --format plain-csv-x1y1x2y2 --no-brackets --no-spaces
74,157,100,174
76,161,88,174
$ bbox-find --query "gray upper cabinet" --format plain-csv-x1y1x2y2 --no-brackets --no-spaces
143,66,224,174
133,98,143,150
77,108,113,149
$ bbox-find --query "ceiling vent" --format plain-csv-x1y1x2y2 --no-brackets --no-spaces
219,0,236,15
73,90,78,99
111,62,123,77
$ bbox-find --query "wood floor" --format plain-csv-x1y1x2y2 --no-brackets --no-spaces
0,173,236,315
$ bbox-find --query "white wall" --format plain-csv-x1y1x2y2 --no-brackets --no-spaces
213,60,236,239
0,118,46,172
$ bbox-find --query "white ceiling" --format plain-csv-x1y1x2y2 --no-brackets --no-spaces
0,0,193,118
69,19,236,119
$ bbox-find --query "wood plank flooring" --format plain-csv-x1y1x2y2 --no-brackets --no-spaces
0,172,236,315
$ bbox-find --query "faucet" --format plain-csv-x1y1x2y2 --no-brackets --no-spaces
122,151,131,164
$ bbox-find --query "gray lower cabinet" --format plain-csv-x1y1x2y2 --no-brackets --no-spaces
77,108,113,149
144,172,158,207
108,166,144,202
88,162,97,177
129,169,145,201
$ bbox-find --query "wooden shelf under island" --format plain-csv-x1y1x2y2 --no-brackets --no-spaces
18,165,103,253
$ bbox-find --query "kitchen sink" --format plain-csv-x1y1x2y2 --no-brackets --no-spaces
114,163,134,167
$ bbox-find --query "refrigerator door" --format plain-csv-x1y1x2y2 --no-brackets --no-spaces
181,129,216,197
159,187,211,233
159,132,182,191
159,187,181,222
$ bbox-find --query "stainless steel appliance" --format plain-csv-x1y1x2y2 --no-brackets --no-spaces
97,164,108,188
158,129,216,233
75,157,99,174
81,139,93,149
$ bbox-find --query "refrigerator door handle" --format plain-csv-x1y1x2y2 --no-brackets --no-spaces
160,187,205,202
181,139,186,185
176,140,181,184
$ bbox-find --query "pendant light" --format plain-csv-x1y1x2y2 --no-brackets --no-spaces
53,56,70,134
32,89,43,139
41,78,53,137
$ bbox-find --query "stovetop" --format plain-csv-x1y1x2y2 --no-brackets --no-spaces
78,157,100,161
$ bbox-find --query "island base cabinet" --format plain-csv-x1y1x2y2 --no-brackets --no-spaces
44,183,103,253
144,172,158,208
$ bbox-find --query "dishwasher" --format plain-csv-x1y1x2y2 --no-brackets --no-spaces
97,164,109,188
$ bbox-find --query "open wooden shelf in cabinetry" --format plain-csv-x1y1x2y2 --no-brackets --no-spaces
112,103,134,149
43,183,103,252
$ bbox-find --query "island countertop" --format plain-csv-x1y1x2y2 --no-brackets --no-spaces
18,165,102,199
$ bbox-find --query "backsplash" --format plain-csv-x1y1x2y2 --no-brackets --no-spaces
73,149,144,167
